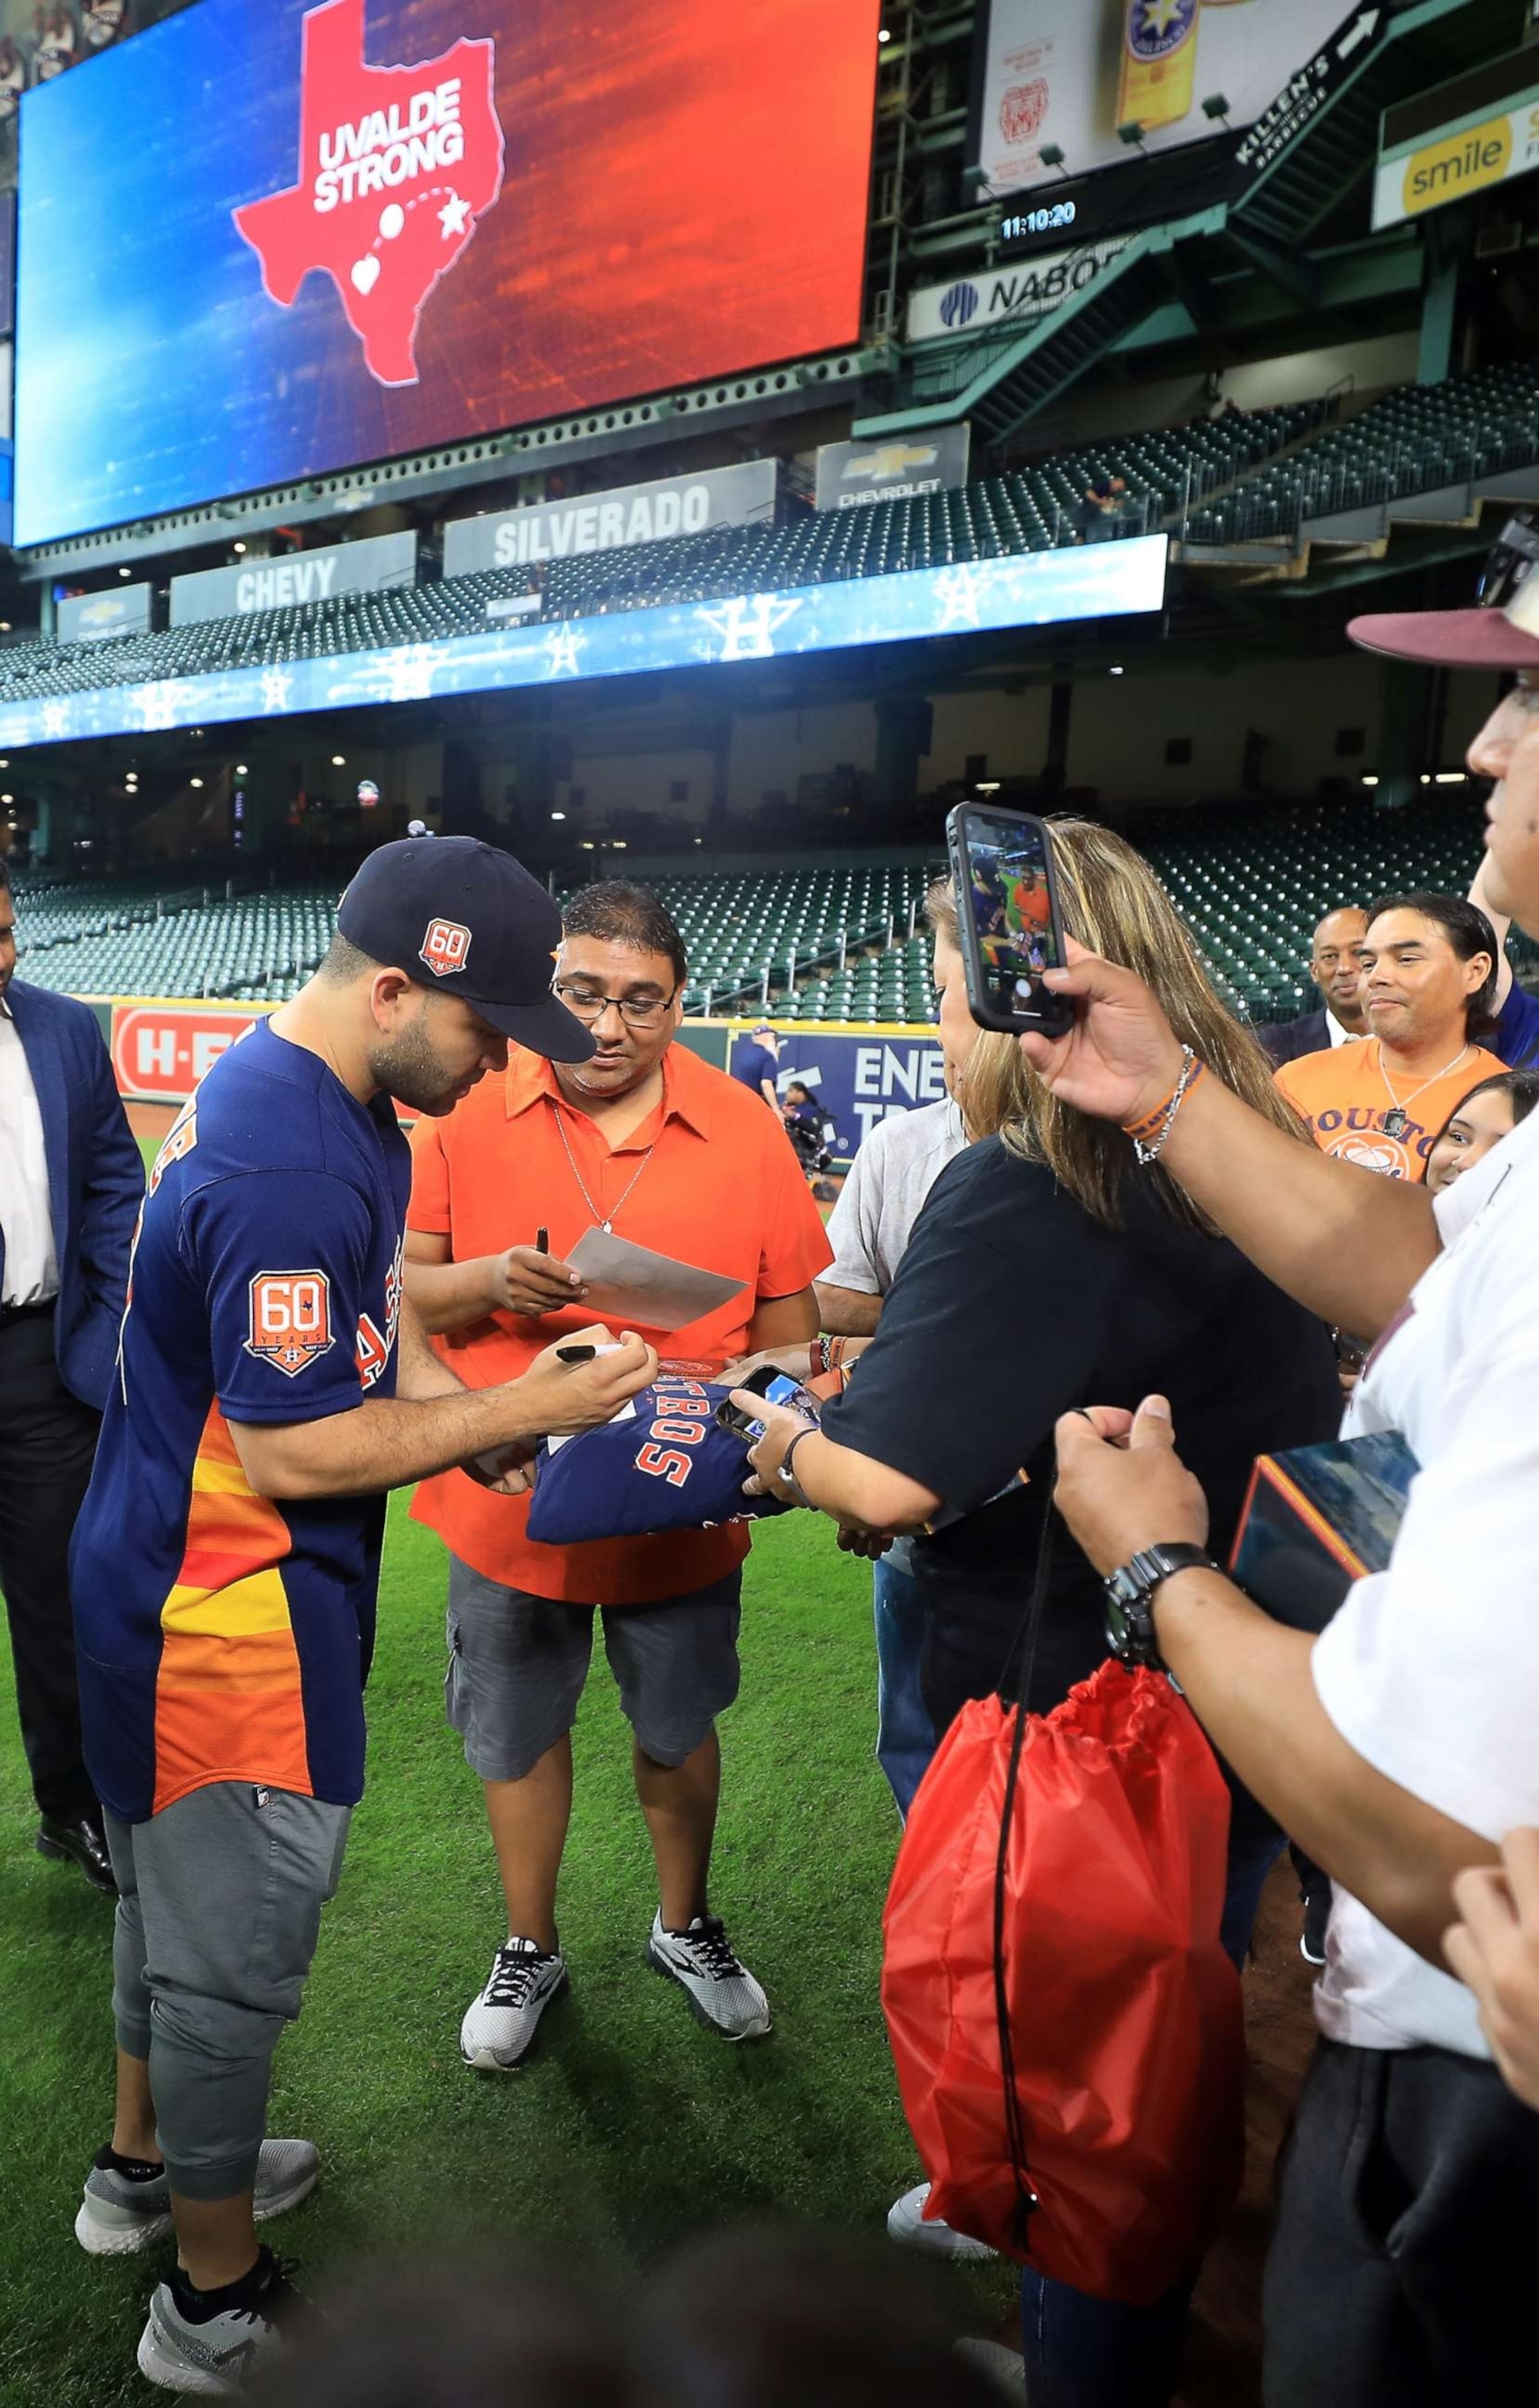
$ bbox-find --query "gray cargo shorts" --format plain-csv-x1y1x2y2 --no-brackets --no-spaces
445,1555,743,1781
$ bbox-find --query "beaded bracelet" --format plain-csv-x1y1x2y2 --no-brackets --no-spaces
1122,1049,1206,1166
812,1334,851,1377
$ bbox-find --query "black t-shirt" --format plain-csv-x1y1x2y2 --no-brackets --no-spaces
821,1137,1342,1735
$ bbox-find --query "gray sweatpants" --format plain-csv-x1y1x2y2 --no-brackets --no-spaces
106,1782,351,2202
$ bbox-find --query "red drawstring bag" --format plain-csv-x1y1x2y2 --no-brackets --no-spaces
882,1657,1245,2307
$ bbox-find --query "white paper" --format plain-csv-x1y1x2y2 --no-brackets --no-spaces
564,1226,747,1333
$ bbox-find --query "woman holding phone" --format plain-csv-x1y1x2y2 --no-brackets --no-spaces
736,821,1341,2408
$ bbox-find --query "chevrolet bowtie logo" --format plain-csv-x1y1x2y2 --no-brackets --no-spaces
842,443,942,482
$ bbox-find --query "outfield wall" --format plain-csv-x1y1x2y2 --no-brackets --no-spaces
89,998,943,1160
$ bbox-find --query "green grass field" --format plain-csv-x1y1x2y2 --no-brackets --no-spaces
1,1481,1017,2406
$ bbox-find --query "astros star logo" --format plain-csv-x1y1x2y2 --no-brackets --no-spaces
234,0,505,387
541,623,587,680
696,593,802,662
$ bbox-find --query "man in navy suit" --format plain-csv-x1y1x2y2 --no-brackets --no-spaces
0,860,143,1890
1256,905,1368,1068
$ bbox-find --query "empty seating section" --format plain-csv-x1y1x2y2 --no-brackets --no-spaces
0,385,1453,715
11,871,339,1001
13,798,1517,1028
1186,360,1539,546
600,862,942,1021
1141,795,1502,1021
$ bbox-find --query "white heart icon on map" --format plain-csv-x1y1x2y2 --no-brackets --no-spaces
350,256,380,296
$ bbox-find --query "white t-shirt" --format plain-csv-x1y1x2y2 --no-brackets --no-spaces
824,1100,968,1296
1310,1105,1539,2056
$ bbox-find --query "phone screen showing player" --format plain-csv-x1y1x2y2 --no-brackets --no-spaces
947,804,1072,1035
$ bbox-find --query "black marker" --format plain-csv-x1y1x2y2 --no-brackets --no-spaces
556,1343,597,1364
536,1227,549,1255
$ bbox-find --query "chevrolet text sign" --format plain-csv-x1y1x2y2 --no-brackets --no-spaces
169,530,418,629
58,583,154,645
442,459,777,578
814,426,971,511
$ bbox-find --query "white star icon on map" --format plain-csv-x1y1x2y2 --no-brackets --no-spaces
439,193,472,239
933,566,983,629
41,701,71,741
541,623,586,679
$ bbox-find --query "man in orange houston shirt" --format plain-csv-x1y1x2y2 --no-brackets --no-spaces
406,882,831,2068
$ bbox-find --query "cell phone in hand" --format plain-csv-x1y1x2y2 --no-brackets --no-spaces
946,802,1074,1037
715,1365,821,1443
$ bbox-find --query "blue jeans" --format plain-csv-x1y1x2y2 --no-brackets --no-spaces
1018,1818,1284,2408
872,1554,936,1822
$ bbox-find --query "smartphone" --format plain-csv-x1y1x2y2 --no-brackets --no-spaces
714,1365,821,1443
946,803,1074,1037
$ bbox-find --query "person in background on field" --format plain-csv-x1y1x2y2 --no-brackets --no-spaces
0,857,143,1895
1256,905,1368,1068
732,1021,782,1112
404,883,831,2073
1273,890,1502,1184
1424,1068,1539,1197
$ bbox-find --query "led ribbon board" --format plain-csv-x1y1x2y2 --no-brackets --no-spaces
0,539,1168,749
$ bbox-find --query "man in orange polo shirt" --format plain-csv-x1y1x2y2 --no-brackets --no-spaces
405,881,831,2069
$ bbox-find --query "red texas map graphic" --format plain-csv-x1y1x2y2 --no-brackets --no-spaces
234,0,505,387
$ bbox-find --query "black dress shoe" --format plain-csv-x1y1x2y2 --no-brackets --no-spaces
36,1815,118,1894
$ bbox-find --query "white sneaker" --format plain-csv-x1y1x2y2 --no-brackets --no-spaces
75,2138,320,2256
887,2181,996,2261
136,2246,306,2395
646,1910,771,2040
459,1937,567,2071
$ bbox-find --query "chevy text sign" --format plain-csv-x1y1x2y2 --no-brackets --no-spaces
169,530,418,628
443,459,777,578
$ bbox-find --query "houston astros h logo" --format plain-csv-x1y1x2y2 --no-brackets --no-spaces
234,0,506,387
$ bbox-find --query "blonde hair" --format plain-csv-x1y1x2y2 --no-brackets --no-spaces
930,820,1305,1231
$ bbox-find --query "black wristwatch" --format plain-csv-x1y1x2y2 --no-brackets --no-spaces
1103,1543,1219,1670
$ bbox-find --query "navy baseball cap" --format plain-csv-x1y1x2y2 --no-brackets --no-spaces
337,836,595,1062
525,1378,788,1546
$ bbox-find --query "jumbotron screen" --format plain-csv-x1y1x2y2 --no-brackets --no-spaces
13,0,880,548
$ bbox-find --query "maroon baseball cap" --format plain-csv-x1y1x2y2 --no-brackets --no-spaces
1346,606,1539,671
1349,513,1539,670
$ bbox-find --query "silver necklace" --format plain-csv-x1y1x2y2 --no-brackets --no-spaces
553,1103,657,1235
1377,1039,1471,1142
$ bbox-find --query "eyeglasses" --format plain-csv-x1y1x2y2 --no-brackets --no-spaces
552,977,679,1028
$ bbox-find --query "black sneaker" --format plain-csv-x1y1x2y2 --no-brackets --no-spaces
136,2247,308,2395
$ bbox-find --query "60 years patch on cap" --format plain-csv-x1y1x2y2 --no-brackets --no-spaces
337,836,595,1062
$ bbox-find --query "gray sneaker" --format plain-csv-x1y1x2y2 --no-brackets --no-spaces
136,2249,304,2395
75,2139,320,2258
646,1910,771,2040
459,1937,568,2071
887,2181,996,2261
